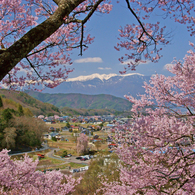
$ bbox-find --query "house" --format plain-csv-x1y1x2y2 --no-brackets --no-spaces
71,126,79,132
102,126,113,133
43,133,49,139
93,121,102,125
108,143,117,149
106,136,113,143
91,138,103,143
61,126,69,131
48,132,61,140
93,134,99,139
73,133,80,137
49,126,56,132
81,128,90,135
45,120,52,124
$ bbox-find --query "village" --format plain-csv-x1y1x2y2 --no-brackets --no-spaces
31,114,131,174
38,114,130,141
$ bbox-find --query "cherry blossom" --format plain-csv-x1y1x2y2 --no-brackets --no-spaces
0,149,80,194
101,46,195,194
0,0,194,89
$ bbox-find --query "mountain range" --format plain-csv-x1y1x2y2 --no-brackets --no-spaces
0,89,132,116
0,73,151,115
42,73,150,98
25,92,133,111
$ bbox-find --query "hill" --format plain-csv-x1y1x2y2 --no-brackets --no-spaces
25,91,133,111
0,89,60,116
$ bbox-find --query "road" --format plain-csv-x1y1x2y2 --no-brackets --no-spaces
47,149,89,165
9,143,50,156
9,146,89,170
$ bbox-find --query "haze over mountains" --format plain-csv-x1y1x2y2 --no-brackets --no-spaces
42,73,150,98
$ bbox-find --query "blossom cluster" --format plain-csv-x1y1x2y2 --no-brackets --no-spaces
101,46,195,194
116,0,194,71
0,149,80,195
0,0,113,90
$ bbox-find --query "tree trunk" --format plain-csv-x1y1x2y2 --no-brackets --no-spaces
0,0,85,81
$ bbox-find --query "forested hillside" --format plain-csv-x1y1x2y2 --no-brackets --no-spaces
60,107,130,116
0,95,48,151
26,91,133,111
0,89,60,116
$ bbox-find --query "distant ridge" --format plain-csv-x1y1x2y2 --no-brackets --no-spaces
25,92,133,111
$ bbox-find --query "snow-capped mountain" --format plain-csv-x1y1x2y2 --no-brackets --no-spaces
43,73,150,98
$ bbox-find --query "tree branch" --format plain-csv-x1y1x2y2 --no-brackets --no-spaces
125,0,156,43
0,0,85,81
25,57,43,81
79,0,104,55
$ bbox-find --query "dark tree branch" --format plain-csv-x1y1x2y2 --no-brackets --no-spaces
75,0,104,55
125,0,156,43
0,0,85,81
25,57,43,81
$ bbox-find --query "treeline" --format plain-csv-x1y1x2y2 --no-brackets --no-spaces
60,107,131,116
0,96,48,151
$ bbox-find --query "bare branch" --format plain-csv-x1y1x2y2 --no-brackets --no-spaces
125,0,156,43
79,0,104,55
26,57,43,81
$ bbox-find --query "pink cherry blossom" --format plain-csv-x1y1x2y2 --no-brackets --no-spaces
77,133,88,155
0,149,80,194
0,0,194,90
101,45,195,194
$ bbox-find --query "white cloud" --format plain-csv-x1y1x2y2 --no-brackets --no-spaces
121,59,150,65
98,67,112,70
164,63,173,70
18,68,31,74
74,57,103,63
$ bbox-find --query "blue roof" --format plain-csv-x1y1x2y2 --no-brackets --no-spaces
49,132,59,137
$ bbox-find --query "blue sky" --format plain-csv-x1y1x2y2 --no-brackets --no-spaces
65,1,193,79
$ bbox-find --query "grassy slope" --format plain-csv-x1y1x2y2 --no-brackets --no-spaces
0,89,60,116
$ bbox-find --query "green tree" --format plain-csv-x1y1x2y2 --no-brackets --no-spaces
2,127,17,149
47,113,54,117
23,108,33,117
17,104,24,116
51,137,57,142
2,108,13,123
66,122,71,128
0,96,3,107
73,154,120,195
62,150,68,157
14,116,47,149
99,122,104,128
